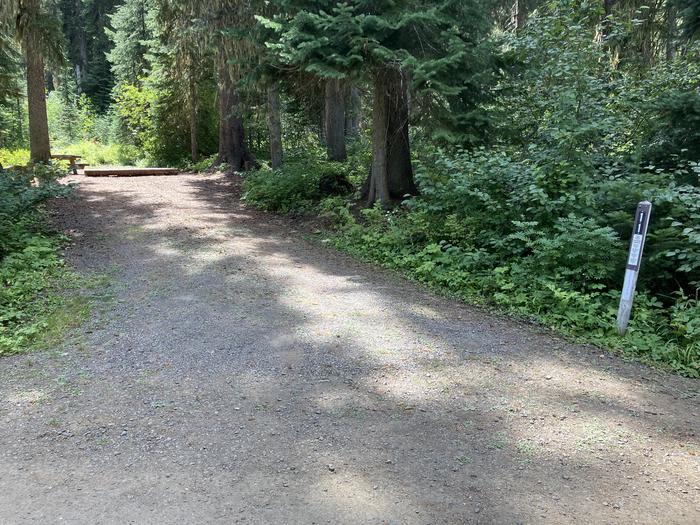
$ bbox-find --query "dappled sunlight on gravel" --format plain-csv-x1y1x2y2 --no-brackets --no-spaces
0,173,697,524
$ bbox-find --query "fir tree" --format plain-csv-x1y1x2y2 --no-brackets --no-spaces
262,0,494,205
106,0,154,86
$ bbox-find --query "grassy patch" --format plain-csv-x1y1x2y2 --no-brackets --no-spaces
0,252,104,357
1,165,108,357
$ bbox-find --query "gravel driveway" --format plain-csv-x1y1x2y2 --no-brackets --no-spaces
1,172,698,524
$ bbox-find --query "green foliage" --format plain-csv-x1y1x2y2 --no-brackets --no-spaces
317,149,699,376
112,82,157,151
0,29,21,105
0,164,77,355
112,76,217,165
242,150,363,212
106,0,154,86
58,0,120,110
261,0,496,144
0,147,29,167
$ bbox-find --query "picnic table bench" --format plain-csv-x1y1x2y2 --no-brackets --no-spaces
50,154,86,174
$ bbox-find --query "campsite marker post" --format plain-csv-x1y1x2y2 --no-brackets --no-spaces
617,201,652,336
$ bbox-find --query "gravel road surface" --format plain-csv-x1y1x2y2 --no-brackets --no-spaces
1,172,698,524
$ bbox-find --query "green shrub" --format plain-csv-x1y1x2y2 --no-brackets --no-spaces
0,148,29,167
0,165,76,355
242,154,360,212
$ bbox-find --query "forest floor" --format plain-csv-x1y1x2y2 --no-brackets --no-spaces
0,172,698,524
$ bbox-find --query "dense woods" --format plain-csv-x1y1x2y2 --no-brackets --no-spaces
0,0,699,374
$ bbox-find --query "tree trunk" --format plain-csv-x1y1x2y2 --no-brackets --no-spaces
189,69,198,163
23,0,51,164
666,4,677,62
513,0,527,32
366,73,390,207
345,84,362,138
386,68,415,199
324,78,347,162
217,54,256,171
267,84,283,169
365,67,416,207
601,0,616,41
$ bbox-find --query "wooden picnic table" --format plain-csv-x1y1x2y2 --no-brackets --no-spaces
50,154,85,174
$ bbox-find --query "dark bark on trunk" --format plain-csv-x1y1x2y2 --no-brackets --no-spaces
386,68,415,199
24,0,51,164
267,84,283,169
365,67,416,207
666,4,677,62
366,72,390,207
324,78,347,162
345,84,362,138
601,0,616,41
189,70,198,163
216,55,257,171
513,0,527,31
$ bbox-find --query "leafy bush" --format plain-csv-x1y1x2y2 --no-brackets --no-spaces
0,165,75,355
112,82,218,166
0,148,29,167
242,153,361,212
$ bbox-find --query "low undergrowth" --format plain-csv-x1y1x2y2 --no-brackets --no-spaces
0,164,90,356
0,143,144,170
242,151,365,213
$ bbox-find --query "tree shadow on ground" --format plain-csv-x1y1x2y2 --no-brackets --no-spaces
0,173,697,524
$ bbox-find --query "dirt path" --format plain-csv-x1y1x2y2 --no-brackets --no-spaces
1,172,698,524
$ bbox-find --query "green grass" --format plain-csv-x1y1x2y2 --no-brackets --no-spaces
0,262,96,357
1,142,144,168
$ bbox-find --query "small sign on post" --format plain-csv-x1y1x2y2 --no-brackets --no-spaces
617,201,652,336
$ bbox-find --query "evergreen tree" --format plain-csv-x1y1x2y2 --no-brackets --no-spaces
2,0,65,163
106,0,154,86
674,0,700,39
206,0,258,170
0,30,24,151
263,0,494,205
151,0,213,162
59,0,118,110
0,29,21,105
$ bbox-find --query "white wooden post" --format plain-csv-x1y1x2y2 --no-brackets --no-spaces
617,201,652,336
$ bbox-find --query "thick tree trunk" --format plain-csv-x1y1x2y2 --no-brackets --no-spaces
24,0,51,164
345,84,362,138
267,84,283,169
365,67,416,207
217,55,256,171
324,78,347,162
189,70,198,163
386,68,416,199
366,73,390,207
